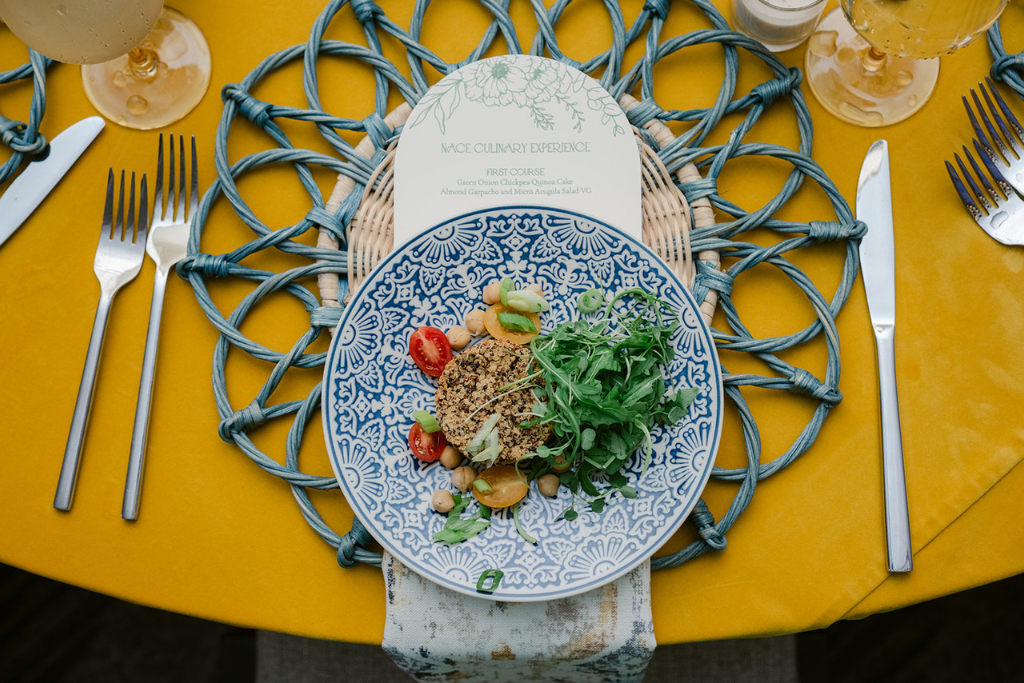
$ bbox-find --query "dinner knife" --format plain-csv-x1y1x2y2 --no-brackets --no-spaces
857,140,913,573
0,116,105,248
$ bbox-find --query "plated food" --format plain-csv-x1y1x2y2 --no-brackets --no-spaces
407,279,703,595
322,206,723,601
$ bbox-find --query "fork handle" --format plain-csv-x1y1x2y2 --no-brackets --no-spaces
55,293,115,511
122,268,169,521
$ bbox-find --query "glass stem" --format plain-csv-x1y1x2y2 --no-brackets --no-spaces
862,47,888,73
127,46,158,80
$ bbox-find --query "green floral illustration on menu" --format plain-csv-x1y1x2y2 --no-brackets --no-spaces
409,56,626,136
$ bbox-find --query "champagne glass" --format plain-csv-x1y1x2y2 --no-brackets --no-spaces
0,1,210,130
805,0,1006,127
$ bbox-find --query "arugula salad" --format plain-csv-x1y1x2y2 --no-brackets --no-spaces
404,281,699,592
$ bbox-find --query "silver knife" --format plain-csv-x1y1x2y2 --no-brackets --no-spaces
0,116,105,247
857,140,913,573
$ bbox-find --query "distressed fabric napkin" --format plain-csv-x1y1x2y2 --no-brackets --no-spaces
381,552,655,682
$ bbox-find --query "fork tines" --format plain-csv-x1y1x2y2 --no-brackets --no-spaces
102,168,149,245
153,133,198,227
104,169,149,244
963,76,1024,177
946,140,1024,246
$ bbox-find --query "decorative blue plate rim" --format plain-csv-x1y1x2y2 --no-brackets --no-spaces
322,204,723,601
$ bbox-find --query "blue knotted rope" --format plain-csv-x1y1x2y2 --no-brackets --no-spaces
179,0,860,573
988,18,1024,99
0,46,51,184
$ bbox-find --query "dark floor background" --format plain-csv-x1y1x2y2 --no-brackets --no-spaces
2,561,1022,682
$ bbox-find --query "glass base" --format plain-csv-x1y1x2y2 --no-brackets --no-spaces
81,7,211,130
805,7,939,127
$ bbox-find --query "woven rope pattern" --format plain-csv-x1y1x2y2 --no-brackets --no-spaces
0,45,50,184
180,0,864,572
988,18,1024,98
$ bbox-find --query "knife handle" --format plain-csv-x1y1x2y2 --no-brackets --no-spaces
874,324,913,572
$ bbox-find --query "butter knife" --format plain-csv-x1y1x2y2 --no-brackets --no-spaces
0,116,105,248
857,140,912,573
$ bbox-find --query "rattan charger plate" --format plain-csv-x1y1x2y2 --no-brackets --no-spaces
313,93,720,326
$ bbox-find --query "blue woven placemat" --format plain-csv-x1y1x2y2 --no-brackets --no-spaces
4,0,862,572
0,45,50,184
178,0,866,572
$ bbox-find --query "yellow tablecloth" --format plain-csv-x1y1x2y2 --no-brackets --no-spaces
1,0,1022,645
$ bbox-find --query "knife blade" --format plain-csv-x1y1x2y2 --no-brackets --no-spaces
0,116,105,248
857,139,913,573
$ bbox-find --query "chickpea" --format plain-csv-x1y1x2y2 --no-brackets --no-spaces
482,279,503,305
446,325,470,350
440,445,462,470
451,466,477,492
431,489,455,513
525,282,544,296
465,309,486,336
537,474,560,498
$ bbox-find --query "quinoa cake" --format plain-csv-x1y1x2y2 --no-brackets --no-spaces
435,339,551,463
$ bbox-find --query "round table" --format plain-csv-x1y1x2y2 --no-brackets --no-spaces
1,0,1022,645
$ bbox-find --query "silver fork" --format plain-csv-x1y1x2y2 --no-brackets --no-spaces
123,134,197,521
945,140,1024,246
963,76,1024,194
55,169,148,511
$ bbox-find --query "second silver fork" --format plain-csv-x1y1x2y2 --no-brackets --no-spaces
55,170,148,511
122,134,197,521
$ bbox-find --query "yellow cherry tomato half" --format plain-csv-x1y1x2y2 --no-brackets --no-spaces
471,465,529,509
483,304,541,345
551,454,572,473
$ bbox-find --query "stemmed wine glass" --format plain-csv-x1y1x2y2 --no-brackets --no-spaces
0,1,210,130
805,0,1006,127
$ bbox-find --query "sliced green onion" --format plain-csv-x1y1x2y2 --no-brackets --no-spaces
467,413,501,454
488,428,500,456
473,479,495,494
512,501,537,544
476,568,504,594
577,288,605,314
472,428,503,466
499,278,516,306
413,410,441,433
506,289,550,313
498,311,537,333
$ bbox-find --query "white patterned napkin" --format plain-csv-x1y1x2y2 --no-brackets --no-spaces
381,552,655,682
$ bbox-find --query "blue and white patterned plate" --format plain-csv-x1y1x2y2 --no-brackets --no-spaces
322,206,723,601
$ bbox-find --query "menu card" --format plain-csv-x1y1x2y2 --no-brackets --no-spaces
394,55,641,244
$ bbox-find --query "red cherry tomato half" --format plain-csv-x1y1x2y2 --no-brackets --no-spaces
409,326,453,377
408,422,447,462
